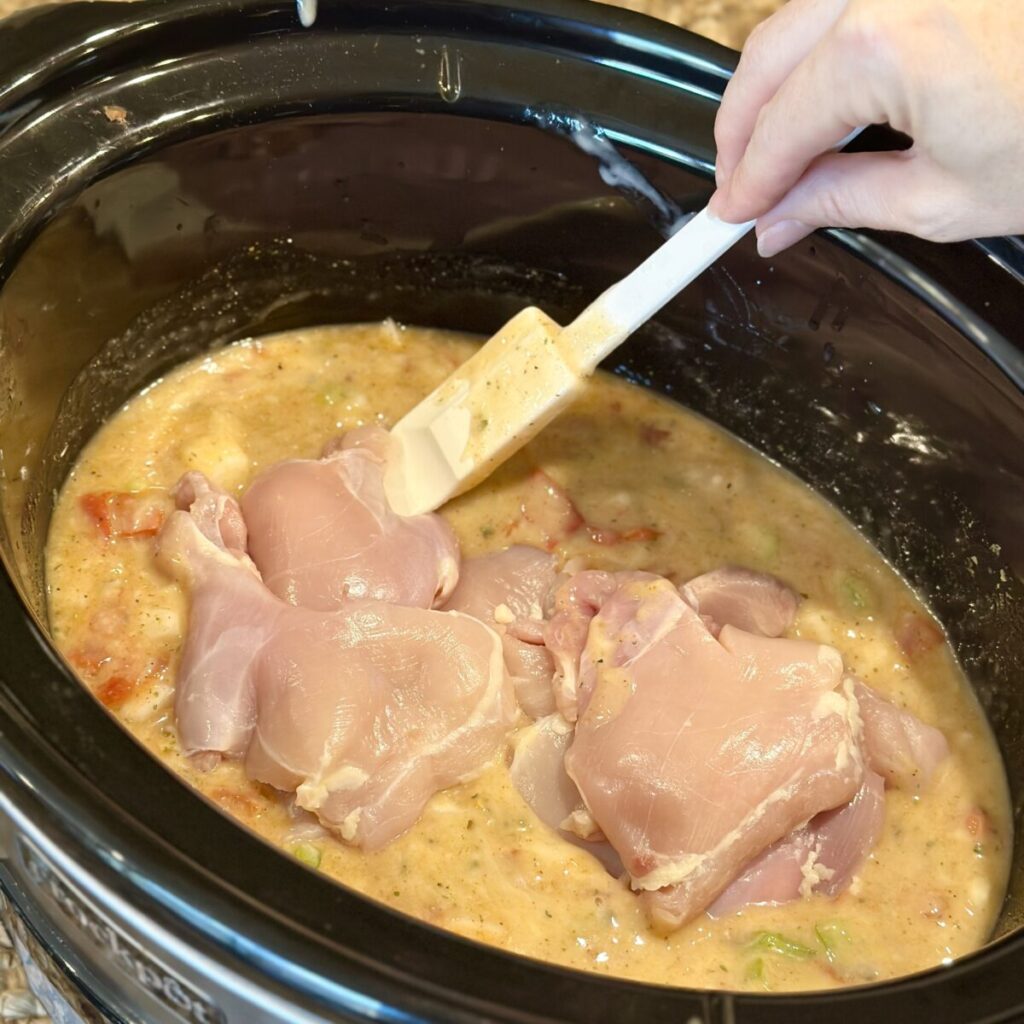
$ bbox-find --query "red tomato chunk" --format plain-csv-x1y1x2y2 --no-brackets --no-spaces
80,490,169,540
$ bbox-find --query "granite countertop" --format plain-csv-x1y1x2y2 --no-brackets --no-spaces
0,0,778,1020
598,0,781,48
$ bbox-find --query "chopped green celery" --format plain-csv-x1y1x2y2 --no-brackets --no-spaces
750,931,816,960
744,957,767,987
293,842,322,869
318,387,347,407
815,921,852,962
838,573,873,612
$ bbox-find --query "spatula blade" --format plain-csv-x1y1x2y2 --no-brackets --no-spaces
385,307,582,516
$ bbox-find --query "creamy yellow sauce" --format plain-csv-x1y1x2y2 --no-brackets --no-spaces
45,322,1011,992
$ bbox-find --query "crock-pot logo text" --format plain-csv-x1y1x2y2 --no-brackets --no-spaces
19,838,224,1024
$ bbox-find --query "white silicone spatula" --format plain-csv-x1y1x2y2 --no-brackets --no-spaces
383,208,752,516
383,134,862,517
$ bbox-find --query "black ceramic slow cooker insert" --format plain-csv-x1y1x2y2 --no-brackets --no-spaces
0,1,1022,1021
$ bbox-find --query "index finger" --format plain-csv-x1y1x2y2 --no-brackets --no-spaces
715,0,850,186
713,24,887,223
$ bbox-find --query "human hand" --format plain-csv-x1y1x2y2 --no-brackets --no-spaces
709,0,1024,257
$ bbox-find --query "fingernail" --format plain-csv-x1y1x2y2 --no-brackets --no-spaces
756,219,811,259
708,185,729,218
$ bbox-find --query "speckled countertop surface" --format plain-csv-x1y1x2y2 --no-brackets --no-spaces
0,0,779,1020
598,0,780,48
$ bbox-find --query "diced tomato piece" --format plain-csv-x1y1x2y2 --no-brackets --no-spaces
965,806,991,839
640,424,671,447
617,526,661,543
894,610,944,661
517,470,660,550
585,525,661,545
520,470,584,549
69,647,112,676
80,490,168,540
210,787,260,818
584,526,622,546
96,674,135,708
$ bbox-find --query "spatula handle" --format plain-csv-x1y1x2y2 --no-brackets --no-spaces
566,126,865,370
558,209,753,368
600,208,754,338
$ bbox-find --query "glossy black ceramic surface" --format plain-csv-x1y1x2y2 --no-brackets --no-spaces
0,2,1022,1021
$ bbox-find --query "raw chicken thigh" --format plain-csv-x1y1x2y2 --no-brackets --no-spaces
708,771,886,917
158,470,513,849
684,566,799,638
510,566,949,930
508,713,625,875
242,426,458,611
444,545,558,718
705,675,950,917
561,575,863,930
854,678,949,790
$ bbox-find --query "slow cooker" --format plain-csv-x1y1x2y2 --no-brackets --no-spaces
0,1,1021,1021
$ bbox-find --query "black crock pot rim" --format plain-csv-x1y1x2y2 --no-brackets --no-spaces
1,0,1021,388
5,689,1024,1024
0,0,737,112
0,2,1022,1021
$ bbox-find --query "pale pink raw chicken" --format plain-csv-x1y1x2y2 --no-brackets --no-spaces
540,566,948,928
544,569,649,721
707,683,949,917
544,566,798,722
511,695,941,919
708,771,886,917
684,566,799,638
157,473,514,850
562,574,865,931
508,714,624,876
854,678,949,790
242,426,459,611
444,546,558,718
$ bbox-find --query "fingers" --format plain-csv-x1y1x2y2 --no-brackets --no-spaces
714,0,850,187
713,23,891,225
712,0,1024,249
752,150,963,257
754,219,816,258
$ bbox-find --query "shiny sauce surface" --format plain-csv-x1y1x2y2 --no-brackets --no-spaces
46,323,1011,991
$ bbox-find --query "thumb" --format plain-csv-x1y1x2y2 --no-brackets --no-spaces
754,150,962,257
